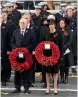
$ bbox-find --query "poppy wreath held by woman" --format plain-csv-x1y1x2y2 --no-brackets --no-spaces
9,47,33,71
35,41,60,66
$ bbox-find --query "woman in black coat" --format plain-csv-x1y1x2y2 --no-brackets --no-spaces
40,19,63,94
59,19,74,84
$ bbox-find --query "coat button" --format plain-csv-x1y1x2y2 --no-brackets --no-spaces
71,29,74,32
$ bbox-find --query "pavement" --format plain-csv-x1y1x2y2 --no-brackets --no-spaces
0,69,78,97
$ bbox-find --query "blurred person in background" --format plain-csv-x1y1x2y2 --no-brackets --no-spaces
66,6,77,73
2,3,13,15
24,1,35,10
55,3,67,29
73,6,77,17
59,18,74,84
7,2,21,27
1,13,9,86
1,12,17,82
32,5,42,34
41,4,50,18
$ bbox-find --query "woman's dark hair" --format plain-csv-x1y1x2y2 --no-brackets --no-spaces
59,18,68,28
48,19,56,25
42,4,49,10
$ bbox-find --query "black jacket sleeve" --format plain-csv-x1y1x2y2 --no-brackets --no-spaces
7,22,17,51
39,26,45,42
10,30,17,49
64,29,73,50
31,31,37,51
39,26,48,42
26,31,37,53
59,31,64,59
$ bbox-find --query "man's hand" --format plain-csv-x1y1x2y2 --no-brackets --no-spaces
32,51,35,55
7,51,10,55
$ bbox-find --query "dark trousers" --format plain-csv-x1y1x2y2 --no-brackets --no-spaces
60,66,69,79
73,56,77,66
1,53,8,83
1,69,7,82
14,70,32,90
31,62,35,84
30,56,36,84
60,54,70,79
6,55,11,80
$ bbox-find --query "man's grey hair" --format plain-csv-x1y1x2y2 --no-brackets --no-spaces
22,12,31,19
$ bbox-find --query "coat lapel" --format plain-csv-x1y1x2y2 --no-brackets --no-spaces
17,29,22,44
20,29,29,44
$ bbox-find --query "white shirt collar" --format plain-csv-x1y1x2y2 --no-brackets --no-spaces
27,23,30,29
3,21,7,23
21,28,26,32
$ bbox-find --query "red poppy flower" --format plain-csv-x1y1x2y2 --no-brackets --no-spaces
35,41,60,66
2,26,5,29
53,33,57,38
9,48,33,71
64,32,68,36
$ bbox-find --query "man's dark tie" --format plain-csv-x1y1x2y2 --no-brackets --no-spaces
20,31,24,41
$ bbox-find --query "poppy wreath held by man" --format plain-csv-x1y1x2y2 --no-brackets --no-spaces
9,47,33,71
35,41,60,66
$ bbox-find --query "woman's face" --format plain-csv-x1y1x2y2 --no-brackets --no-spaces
2,13,8,21
49,24,55,30
43,5,48,11
60,20,65,29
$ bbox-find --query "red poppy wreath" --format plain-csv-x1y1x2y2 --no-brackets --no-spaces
35,41,60,66
9,48,33,71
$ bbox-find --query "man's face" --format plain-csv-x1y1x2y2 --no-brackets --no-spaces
61,7,66,13
35,9,41,16
9,7,13,12
19,19,27,29
49,24,55,30
2,13,8,21
22,15,30,24
67,9,73,17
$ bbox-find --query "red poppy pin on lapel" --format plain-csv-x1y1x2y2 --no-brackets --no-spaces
26,30,28,33
30,27,33,29
64,32,68,36
53,33,57,38
2,26,5,29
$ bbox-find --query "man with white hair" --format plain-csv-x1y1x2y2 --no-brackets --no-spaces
55,3,67,28
22,13,38,43
11,18,36,93
22,13,38,86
